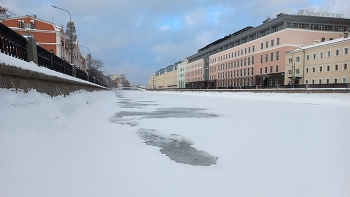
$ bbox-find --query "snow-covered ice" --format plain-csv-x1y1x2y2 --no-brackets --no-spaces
1,88,350,197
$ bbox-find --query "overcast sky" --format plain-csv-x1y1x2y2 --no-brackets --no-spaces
2,0,350,85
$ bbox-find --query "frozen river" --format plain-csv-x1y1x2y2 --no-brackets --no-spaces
1,89,350,197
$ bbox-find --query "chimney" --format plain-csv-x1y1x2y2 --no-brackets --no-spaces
345,31,349,38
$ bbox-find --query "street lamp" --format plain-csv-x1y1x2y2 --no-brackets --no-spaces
51,5,73,65
79,45,91,70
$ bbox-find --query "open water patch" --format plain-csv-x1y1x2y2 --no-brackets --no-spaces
109,108,219,126
117,100,159,108
112,108,218,119
137,129,218,166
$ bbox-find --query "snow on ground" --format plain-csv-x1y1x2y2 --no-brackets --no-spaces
0,52,98,86
1,88,350,197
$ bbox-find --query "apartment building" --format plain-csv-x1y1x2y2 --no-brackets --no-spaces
148,74,156,89
285,32,350,85
185,59,206,88
177,59,187,89
186,13,350,88
153,64,178,89
1,15,86,70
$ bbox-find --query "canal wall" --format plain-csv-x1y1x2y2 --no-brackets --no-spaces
146,88,350,94
0,62,107,97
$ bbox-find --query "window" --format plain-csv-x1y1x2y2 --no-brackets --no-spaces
344,63,348,70
261,43,263,49
248,57,250,65
251,67,254,75
335,49,340,56
343,77,347,83
296,57,300,62
245,48,247,54
252,56,254,65
265,67,267,73
276,51,279,60
266,41,268,48
320,52,323,59
265,54,268,62
327,65,330,72
270,66,273,73
271,40,274,47
252,46,255,52
313,53,316,60
312,67,316,73
345,48,349,55
334,78,338,84
277,38,280,45
312,79,315,84
23,33,34,38
305,79,309,84
306,67,309,73
270,53,273,61
260,68,262,74
296,69,300,74
244,58,246,66
326,78,330,84
260,55,263,63
319,66,322,72
18,20,24,28
276,65,279,72
335,64,339,71
306,55,310,60
248,47,251,53
327,50,331,58
288,58,293,63
288,70,292,75
318,79,322,84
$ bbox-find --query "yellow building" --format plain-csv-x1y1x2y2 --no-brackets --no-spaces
151,64,178,89
285,32,349,85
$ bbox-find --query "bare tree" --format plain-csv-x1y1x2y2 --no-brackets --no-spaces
86,59,104,81
0,1,15,19
86,59,118,88
91,59,104,71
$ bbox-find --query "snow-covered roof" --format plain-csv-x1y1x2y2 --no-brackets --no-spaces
290,34,350,53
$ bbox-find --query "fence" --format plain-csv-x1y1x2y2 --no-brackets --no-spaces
0,23,27,61
0,22,108,88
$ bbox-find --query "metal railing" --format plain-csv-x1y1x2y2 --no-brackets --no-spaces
0,22,108,88
0,23,27,60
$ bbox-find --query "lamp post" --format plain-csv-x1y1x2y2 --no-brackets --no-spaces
51,5,73,65
79,45,91,70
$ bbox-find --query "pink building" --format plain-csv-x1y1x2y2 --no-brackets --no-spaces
186,13,350,88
